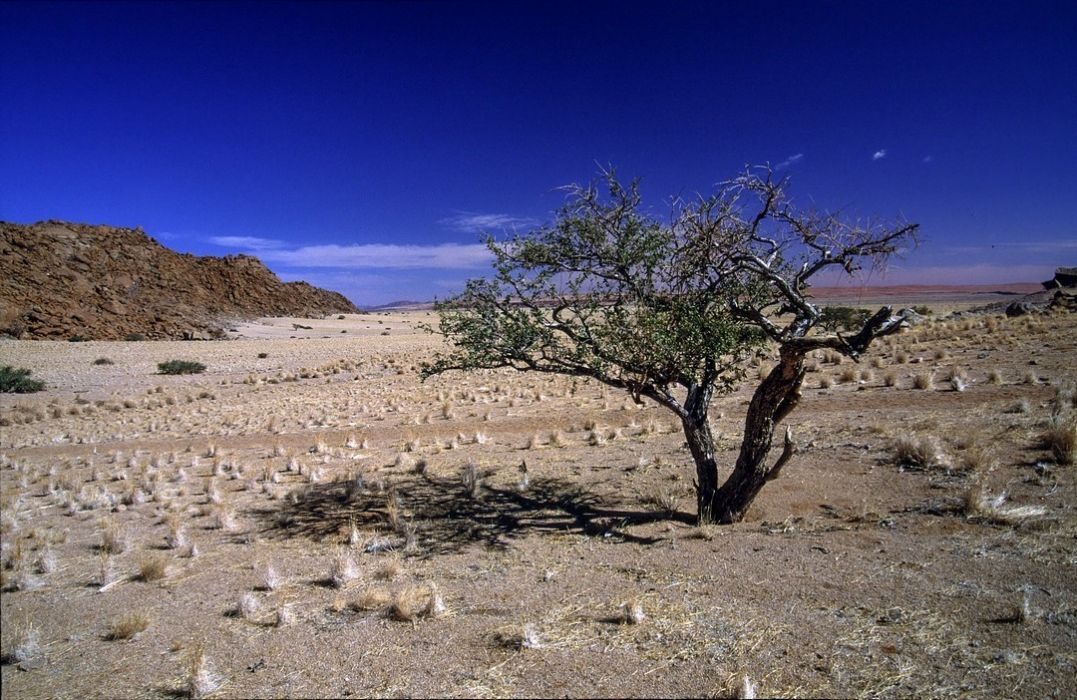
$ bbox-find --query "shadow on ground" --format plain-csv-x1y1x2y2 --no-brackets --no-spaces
249,472,691,556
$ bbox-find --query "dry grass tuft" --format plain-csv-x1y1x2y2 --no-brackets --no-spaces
1039,421,1076,465
101,519,127,554
389,587,428,622
352,587,392,612
461,463,481,499
892,435,945,470
329,549,357,588
257,562,280,591
106,611,150,640
237,592,259,621
620,599,646,625
963,478,1047,525
912,373,933,390
375,556,402,581
275,604,296,627
138,553,169,582
185,644,222,699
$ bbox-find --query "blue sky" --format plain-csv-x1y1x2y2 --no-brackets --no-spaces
2,1,1074,305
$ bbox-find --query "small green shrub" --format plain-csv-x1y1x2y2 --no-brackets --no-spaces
818,306,872,333
124,333,145,341
0,366,46,393
157,360,206,375
68,335,90,342
257,352,269,359
911,305,933,316
92,357,115,366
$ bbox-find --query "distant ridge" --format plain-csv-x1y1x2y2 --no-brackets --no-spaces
367,300,435,311
0,220,359,339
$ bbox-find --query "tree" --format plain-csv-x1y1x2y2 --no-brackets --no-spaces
422,167,919,524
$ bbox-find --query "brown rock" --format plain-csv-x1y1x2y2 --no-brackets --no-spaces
0,220,360,339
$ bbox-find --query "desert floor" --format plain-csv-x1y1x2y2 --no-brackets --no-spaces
1,305,1075,698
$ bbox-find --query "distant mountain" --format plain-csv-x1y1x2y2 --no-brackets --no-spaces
367,300,435,311
0,220,359,339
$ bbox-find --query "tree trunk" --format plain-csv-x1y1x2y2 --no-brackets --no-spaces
682,412,720,523
680,385,723,523
705,346,807,523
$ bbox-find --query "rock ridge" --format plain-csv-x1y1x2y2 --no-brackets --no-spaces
0,220,359,339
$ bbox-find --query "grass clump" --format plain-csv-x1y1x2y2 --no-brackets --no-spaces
138,553,169,581
92,357,115,366
892,435,945,470
0,366,46,393
106,611,151,640
158,360,206,375
1039,421,1076,465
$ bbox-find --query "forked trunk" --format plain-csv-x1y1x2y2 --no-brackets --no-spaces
699,347,806,524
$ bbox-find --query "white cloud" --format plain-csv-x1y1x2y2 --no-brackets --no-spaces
439,212,538,233
922,155,933,163
259,242,493,269
208,235,285,250
775,153,804,170
872,149,887,161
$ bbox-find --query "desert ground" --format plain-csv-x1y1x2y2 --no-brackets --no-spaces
1,302,1075,698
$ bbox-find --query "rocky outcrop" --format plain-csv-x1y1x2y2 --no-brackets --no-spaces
1042,267,1077,290
0,220,360,339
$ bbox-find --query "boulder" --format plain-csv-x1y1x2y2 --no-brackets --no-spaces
1005,301,1036,317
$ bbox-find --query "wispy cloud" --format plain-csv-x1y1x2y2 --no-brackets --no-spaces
872,149,887,161
208,235,285,250
775,153,804,170
922,155,933,164
258,242,493,269
439,212,538,233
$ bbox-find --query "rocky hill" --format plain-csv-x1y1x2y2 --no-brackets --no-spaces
0,220,360,339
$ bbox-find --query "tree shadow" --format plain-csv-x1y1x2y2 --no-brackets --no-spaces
249,472,692,557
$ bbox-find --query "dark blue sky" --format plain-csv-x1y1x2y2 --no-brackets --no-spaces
2,1,1074,304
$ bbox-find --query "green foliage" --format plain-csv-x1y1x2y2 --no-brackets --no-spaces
257,352,269,359
124,333,145,341
0,366,46,393
68,335,90,342
92,357,115,365
157,360,206,375
911,305,933,316
818,306,872,333
423,175,766,401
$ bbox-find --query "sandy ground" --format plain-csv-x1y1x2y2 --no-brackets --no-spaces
1,306,1075,698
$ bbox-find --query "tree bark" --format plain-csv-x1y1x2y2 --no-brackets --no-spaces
681,385,722,523
682,412,721,523
706,346,807,523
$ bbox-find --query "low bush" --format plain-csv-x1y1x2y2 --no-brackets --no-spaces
92,357,115,366
68,335,90,342
157,360,206,375
0,366,46,393
124,333,145,341
818,306,872,333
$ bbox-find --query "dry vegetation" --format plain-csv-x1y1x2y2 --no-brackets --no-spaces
2,308,1076,698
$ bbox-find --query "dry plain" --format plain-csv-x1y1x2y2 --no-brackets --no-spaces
1,305,1076,698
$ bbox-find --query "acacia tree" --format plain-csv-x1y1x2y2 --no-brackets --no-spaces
422,168,918,523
